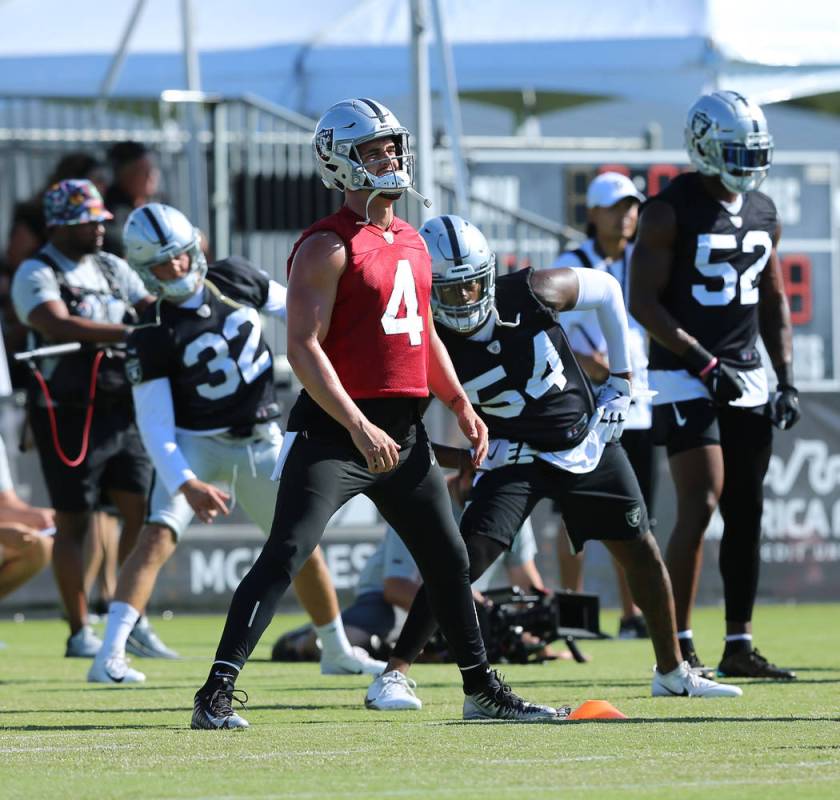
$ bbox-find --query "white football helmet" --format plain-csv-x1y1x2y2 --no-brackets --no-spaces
420,215,496,334
685,90,773,193
123,203,207,301
313,98,414,196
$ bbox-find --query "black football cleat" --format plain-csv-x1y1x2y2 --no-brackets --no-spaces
463,670,561,721
717,648,797,680
191,677,250,730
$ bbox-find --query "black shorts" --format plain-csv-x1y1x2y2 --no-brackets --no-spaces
29,404,152,513
551,427,655,513
462,443,648,555
652,399,770,457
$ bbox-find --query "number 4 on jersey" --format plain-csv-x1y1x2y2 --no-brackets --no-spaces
381,259,424,345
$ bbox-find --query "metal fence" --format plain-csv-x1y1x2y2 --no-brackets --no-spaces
1,92,581,364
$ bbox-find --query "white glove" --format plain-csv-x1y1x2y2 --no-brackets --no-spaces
594,376,632,443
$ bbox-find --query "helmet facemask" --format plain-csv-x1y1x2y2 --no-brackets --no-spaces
123,204,208,302
718,135,773,193
420,215,497,334
350,132,415,198
145,238,207,301
431,260,496,334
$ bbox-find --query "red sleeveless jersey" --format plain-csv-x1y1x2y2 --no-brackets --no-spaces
287,206,431,399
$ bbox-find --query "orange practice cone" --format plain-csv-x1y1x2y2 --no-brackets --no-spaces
568,700,627,720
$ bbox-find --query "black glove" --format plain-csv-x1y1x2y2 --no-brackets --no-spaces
705,361,745,404
770,385,801,430
683,342,744,405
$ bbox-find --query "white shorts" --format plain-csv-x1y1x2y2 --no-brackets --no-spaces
148,422,282,540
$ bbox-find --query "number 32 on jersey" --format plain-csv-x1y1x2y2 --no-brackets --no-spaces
381,259,423,345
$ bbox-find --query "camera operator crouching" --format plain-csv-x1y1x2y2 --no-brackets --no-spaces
11,179,156,658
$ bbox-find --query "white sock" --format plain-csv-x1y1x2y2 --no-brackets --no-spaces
100,601,140,661
724,633,753,642
315,615,353,658
677,630,694,640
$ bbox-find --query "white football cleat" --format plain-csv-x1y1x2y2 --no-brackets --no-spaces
88,655,146,684
65,625,103,658
365,670,422,710
652,661,743,698
321,645,387,676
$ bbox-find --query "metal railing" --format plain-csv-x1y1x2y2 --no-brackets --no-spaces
1,92,590,362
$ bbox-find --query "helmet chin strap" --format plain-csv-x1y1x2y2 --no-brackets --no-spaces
407,186,433,208
356,185,433,226
357,189,383,226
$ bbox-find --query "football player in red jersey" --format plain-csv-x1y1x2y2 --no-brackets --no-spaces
191,99,559,729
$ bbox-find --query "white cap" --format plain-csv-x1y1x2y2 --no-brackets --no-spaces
586,172,646,209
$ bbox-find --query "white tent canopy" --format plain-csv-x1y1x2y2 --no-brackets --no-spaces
1,0,839,117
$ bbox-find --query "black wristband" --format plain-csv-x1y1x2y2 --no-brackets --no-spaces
682,341,716,376
775,362,795,389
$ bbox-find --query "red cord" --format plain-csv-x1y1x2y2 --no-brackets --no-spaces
30,350,105,468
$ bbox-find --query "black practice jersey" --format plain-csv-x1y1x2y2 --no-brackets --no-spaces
437,268,595,451
648,172,778,371
126,256,280,432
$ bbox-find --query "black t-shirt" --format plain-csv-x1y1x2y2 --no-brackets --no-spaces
648,172,778,371
126,256,280,432
437,268,595,451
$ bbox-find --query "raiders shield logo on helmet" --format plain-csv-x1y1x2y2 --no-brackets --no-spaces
625,506,641,528
690,110,712,139
315,127,334,162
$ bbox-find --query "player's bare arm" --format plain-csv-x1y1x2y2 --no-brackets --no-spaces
530,269,613,380
757,222,794,376
628,200,695,356
757,221,800,428
180,478,231,523
0,522,41,549
27,299,132,344
287,230,400,472
631,199,742,401
426,309,488,467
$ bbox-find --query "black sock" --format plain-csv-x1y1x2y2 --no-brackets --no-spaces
460,662,497,695
678,637,697,659
723,638,752,658
201,662,239,692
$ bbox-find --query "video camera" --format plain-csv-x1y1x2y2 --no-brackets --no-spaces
425,587,607,664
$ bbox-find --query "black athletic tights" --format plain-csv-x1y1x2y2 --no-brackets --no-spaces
393,530,506,665
212,429,487,671
718,407,773,623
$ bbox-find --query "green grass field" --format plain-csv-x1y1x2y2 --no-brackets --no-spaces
1,604,838,799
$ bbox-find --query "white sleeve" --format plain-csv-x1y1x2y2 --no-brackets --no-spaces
132,378,196,495
571,268,631,375
261,280,287,322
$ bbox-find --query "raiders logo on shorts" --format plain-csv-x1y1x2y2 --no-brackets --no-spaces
125,356,143,385
625,506,642,528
